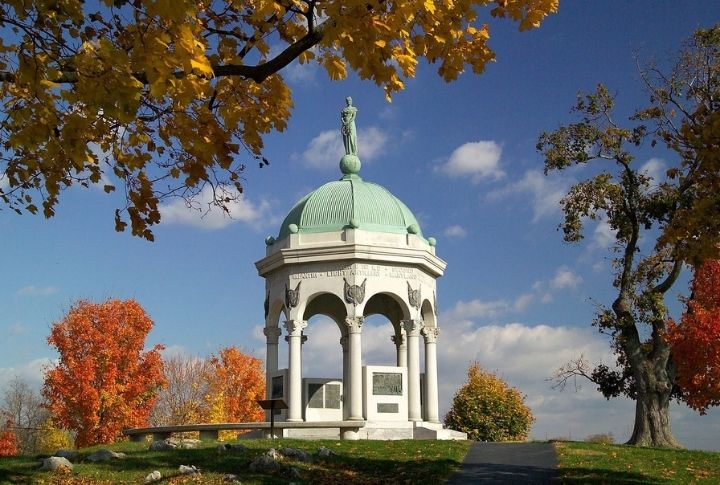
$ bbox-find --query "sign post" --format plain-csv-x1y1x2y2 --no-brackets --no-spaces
256,399,288,442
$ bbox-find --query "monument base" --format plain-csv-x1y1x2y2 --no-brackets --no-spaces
239,420,466,441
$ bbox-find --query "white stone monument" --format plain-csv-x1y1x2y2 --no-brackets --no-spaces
255,99,465,440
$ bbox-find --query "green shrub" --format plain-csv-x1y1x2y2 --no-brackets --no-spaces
444,362,534,441
585,432,614,444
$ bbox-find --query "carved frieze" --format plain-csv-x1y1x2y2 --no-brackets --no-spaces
343,277,367,306
407,281,421,310
285,281,301,309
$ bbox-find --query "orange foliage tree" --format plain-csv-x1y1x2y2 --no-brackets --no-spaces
667,260,720,413
43,299,165,447
0,418,18,457
206,346,265,424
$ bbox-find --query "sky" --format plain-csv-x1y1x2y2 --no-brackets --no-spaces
2,1,720,450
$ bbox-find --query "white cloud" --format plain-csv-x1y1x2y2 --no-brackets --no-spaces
550,266,583,289
437,141,504,183
0,357,56,391
640,157,665,183
16,285,59,297
159,185,275,230
487,170,570,222
593,219,616,249
302,127,388,169
443,225,467,238
444,293,534,321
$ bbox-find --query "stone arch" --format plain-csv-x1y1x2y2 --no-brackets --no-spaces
363,292,411,324
266,297,286,328
302,291,348,332
421,299,436,328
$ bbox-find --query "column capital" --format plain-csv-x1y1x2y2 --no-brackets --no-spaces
263,326,282,344
344,316,364,334
402,319,423,337
340,335,348,350
391,333,406,348
421,326,439,343
283,319,307,336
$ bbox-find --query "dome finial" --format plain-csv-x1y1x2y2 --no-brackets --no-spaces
340,96,361,176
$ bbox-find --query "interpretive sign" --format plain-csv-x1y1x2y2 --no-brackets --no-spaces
372,372,402,396
271,376,283,399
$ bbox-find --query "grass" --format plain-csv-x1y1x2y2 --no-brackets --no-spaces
0,438,471,484
556,441,720,484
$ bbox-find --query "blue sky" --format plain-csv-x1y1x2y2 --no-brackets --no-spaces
2,1,720,449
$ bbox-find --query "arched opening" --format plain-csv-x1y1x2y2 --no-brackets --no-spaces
363,292,410,367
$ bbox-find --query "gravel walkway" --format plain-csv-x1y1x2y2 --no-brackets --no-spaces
446,442,558,484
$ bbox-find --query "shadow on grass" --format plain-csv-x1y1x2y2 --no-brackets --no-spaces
0,441,467,485
559,467,668,484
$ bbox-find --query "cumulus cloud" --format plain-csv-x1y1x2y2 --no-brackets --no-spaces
443,293,534,321
593,219,617,249
550,266,583,289
16,285,59,297
443,225,467,238
302,127,387,169
0,357,56,391
640,157,666,183
487,170,571,222
437,141,504,183
159,185,275,230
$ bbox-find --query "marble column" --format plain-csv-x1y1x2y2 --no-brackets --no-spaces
340,335,349,420
284,319,307,422
421,326,440,423
345,316,364,421
403,319,423,422
391,329,407,368
263,326,282,406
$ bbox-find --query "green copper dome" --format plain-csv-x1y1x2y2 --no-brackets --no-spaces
277,174,424,240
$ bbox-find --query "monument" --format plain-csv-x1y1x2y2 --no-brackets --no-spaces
256,99,465,440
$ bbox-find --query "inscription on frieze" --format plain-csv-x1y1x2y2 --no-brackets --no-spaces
288,263,433,285
372,372,402,396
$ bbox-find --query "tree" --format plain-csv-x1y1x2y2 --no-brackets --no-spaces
36,418,74,454
2,376,48,453
444,362,534,441
206,346,265,425
540,25,720,448
150,353,212,426
0,416,19,457
0,0,558,239
666,260,720,414
43,299,165,447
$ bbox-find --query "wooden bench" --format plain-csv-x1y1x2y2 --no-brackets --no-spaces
123,421,367,441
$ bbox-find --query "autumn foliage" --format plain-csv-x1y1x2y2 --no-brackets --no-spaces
0,0,557,239
0,419,19,457
667,260,720,414
206,346,265,424
444,363,534,441
43,299,165,447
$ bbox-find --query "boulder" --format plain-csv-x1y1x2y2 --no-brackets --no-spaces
39,456,74,472
177,438,201,449
279,447,311,462
178,464,200,475
144,470,162,483
86,449,126,462
149,439,177,451
223,474,242,483
249,454,282,474
317,446,338,458
265,447,282,460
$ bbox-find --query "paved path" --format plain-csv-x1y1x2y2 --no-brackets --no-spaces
446,442,558,484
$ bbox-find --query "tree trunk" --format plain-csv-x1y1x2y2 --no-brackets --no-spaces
626,364,681,448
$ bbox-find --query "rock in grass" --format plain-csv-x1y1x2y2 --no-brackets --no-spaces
177,438,201,449
86,449,126,462
223,474,242,483
265,447,282,460
54,449,79,461
144,470,162,483
218,443,247,453
178,464,200,475
289,467,302,478
149,439,177,451
280,447,311,462
39,456,74,471
249,454,282,473
317,446,337,458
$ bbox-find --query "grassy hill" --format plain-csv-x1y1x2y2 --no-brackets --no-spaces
0,438,470,484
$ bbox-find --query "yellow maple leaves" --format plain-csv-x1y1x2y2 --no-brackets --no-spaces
0,0,558,239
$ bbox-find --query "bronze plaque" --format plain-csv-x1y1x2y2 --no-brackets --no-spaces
325,384,341,409
377,403,399,413
372,372,402,396
308,383,324,408
271,376,283,399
